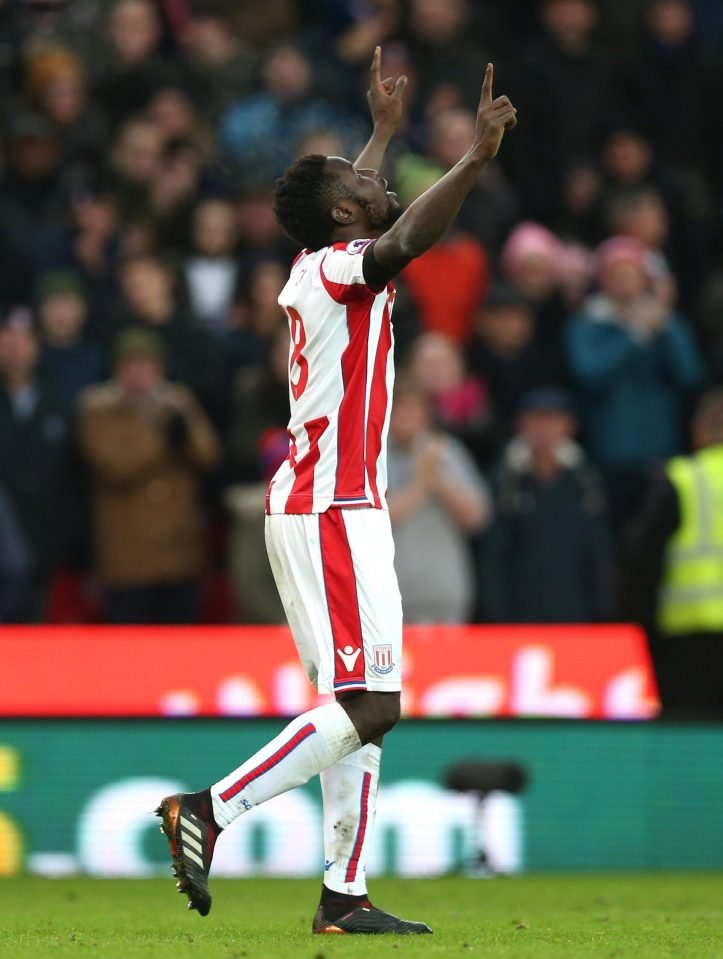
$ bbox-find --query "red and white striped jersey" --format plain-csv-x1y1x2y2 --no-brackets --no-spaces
266,239,396,515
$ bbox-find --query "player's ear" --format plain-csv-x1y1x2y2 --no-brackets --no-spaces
331,203,357,226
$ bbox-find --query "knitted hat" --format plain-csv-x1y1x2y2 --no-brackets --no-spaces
36,269,86,303
112,328,166,366
594,235,651,279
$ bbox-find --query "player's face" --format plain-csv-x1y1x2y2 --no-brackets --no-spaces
325,156,401,232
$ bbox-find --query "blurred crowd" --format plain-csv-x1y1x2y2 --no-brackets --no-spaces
2,0,723,631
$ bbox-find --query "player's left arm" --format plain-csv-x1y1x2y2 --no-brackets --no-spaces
353,45,406,173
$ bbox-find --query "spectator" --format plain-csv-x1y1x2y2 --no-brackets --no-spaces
35,171,122,320
567,236,703,526
145,87,212,158
627,0,720,185
0,114,64,304
605,186,670,256
554,158,605,247
467,283,567,440
409,331,494,465
147,138,205,251
225,257,288,377
219,43,345,178
115,253,224,413
37,270,104,405
93,0,175,129
182,198,239,335
620,388,723,718
506,0,624,217
25,46,108,167
0,307,78,621
428,107,519,254
77,328,221,623
236,187,290,266
332,0,400,74
179,6,257,120
500,221,569,353
387,376,490,624
401,227,489,343
405,0,492,110
599,123,711,308
480,388,613,623
107,116,165,223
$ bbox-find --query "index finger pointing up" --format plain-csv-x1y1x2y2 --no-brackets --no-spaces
481,62,494,103
371,45,382,83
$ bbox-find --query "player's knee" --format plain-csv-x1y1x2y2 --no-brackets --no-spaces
372,691,401,736
338,689,401,741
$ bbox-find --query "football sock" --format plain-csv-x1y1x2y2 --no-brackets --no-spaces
319,742,381,896
210,703,361,829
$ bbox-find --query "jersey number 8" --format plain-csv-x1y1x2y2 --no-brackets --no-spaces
285,306,308,400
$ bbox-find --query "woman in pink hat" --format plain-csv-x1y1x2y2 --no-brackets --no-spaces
566,234,703,529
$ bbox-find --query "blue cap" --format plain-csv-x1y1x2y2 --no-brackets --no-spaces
518,388,575,415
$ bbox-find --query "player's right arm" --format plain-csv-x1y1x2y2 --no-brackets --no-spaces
371,64,516,278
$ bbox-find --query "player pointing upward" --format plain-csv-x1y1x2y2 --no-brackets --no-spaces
157,49,516,935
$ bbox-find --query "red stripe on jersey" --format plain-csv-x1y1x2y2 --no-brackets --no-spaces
335,298,373,502
319,510,366,689
320,249,372,304
285,416,329,513
365,291,394,508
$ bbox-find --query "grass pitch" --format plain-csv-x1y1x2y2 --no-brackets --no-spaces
1,874,721,959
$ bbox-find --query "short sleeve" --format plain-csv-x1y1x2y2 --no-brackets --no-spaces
319,240,378,304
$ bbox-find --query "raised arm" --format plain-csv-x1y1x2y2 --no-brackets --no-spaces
354,46,407,173
373,64,516,275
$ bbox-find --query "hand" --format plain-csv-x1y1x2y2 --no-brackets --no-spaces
367,45,407,133
652,271,677,313
634,296,669,339
472,63,517,162
413,435,445,490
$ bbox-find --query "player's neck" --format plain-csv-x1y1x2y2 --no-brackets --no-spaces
331,225,382,245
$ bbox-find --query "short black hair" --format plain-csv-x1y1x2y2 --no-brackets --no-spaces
273,154,350,251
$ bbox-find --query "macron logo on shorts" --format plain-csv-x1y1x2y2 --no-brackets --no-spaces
337,645,362,672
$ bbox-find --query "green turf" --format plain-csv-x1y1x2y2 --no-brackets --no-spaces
1,874,721,959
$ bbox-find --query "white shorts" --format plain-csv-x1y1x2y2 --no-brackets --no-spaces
265,508,403,694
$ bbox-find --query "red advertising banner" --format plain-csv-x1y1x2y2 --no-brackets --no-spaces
0,625,658,720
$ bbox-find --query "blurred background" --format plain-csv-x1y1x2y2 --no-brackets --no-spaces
2,0,723,881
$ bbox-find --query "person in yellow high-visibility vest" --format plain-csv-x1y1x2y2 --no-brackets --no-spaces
620,388,723,718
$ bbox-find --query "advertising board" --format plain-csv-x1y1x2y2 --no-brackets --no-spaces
0,625,658,719
2,720,721,877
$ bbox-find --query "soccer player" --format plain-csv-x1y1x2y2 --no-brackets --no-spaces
156,48,516,934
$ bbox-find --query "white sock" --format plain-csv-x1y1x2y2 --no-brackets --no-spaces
320,743,381,895
210,702,361,828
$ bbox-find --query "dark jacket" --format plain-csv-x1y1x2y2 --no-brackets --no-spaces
0,380,78,573
479,437,614,623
